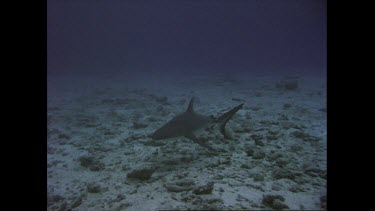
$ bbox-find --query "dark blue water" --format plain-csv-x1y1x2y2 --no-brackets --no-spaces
48,0,326,77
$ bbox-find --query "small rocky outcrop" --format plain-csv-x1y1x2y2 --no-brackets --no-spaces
164,179,195,192
78,156,105,171
251,173,265,182
254,139,265,146
262,194,289,210
132,121,148,129
193,181,214,195
304,167,326,179
47,194,65,206
87,182,105,193
283,103,292,109
290,131,320,142
127,167,156,181
252,150,266,160
272,168,296,180
245,148,254,156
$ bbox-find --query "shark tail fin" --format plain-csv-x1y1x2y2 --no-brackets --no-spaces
216,103,244,138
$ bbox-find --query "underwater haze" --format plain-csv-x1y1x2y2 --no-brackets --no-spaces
47,0,327,210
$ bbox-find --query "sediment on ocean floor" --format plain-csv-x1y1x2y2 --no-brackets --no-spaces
47,75,326,210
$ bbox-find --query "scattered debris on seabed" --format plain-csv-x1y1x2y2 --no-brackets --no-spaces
47,75,326,210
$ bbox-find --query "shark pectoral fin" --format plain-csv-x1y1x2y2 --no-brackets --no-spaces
220,124,229,139
185,133,216,151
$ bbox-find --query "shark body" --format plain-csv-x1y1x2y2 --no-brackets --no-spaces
150,97,243,150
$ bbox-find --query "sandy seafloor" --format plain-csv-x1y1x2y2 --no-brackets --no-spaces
47,72,327,210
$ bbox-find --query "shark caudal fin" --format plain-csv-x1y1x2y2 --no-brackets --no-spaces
216,103,244,138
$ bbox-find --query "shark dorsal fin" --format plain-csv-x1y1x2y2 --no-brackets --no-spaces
186,97,195,113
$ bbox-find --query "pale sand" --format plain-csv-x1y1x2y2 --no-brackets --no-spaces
47,72,326,210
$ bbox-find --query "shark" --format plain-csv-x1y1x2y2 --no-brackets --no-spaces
150,97,244,151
